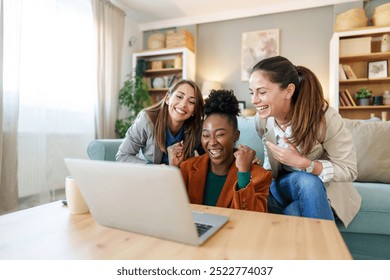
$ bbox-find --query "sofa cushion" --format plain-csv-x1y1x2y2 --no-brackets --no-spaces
338,182,390,235
343,119,390,183
236,116,264,163
87,139,122,161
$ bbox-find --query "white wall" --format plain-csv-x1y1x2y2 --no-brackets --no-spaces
120,15,143,84
117,15,143,120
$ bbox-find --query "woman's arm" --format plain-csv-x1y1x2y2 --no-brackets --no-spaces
116,111,153,164
321,108,357,182
231,165,272,212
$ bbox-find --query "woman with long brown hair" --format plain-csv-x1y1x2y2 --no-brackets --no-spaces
116,79,204,165
249,56,360,227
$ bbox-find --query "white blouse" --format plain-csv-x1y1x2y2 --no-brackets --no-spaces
262,121,334,183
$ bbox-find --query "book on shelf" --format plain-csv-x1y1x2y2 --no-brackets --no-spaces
344,89,357,106
340,90,352,106
143,77,152,89
339,64,347,81
342,64,357,80
168,74,177,88
339,95,346,107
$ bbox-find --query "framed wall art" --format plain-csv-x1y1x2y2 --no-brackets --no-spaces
241,29,280,81
368,60,388,79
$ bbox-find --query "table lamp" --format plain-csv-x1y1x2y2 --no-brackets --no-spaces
202,80,222,99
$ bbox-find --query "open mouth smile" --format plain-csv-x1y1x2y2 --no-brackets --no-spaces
209,149,222,158
256,105,269,111
174,107,187,115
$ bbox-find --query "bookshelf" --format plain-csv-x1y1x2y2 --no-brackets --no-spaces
132,47,195,104
329,26,390,120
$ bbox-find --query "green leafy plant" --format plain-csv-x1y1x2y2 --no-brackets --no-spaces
355,87,372,99
115,75,151,138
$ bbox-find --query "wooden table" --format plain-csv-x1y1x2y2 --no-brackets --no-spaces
0,201,351,260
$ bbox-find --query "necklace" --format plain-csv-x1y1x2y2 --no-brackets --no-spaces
275,119,290,131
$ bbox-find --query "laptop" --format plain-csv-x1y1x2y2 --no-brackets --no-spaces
64,158,228,246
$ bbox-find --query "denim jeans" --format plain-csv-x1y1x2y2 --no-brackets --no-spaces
267,171,334,220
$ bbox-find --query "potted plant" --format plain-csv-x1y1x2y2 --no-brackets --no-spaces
355,87,372,106
115,75,151,138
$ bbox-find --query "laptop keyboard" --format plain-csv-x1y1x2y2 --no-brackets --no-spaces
195,223,213,237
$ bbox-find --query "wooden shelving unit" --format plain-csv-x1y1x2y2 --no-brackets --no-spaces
132,47,195,104
329,26,390,120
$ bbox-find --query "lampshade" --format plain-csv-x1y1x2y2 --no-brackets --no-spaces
202,80,222,99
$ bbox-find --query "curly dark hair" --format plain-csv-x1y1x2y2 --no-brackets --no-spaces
204,89,240,131
204,89,240,116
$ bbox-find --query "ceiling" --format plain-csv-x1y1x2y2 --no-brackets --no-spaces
114,0,361,30
117,0,295,22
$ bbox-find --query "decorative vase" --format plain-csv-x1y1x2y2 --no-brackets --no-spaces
381,34,390,52
358,98,370,106
152,77,165,89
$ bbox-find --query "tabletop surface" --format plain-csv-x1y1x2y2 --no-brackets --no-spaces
0,201,352,260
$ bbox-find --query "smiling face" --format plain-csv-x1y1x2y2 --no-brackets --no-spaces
165,83,196,129
202,114,239,173
249,70,294,120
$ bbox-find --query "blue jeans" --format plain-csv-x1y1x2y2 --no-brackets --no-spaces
268,171,334,220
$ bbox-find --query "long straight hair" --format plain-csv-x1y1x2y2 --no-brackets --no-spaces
145,79,204,159
251,56,328,155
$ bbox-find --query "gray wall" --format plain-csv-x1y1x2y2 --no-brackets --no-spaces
124,1,388,109
196,6,334,108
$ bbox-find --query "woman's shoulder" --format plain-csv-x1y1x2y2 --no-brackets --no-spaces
324,106,343,124
135,110,153,124
325,106,338,117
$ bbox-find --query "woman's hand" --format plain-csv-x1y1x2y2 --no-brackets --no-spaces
167,140,184,167
266,137,308,169
252,157,262,165
234,144,256,172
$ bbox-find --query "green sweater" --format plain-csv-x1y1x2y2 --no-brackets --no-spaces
202,170,250,206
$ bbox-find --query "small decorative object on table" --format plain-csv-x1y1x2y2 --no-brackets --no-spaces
355,87,372,106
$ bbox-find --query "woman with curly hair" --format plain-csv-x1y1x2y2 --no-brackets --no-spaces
178,89,272,212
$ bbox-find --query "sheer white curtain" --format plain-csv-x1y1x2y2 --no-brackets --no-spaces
91,0,125,139
2,0,96,211
0,0,20,214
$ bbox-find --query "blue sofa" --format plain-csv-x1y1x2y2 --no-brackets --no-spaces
87,116,390,260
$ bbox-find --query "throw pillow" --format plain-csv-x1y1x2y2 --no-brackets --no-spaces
236,116,264,163
343,119,390,183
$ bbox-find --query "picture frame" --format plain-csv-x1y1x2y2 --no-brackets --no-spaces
241,29,280,81
238,101,246,114
368,60,388,79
